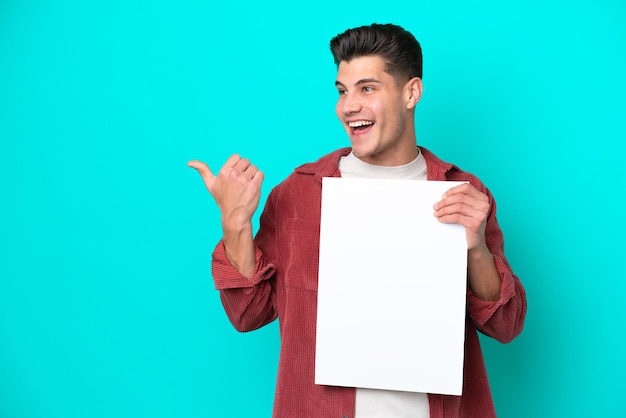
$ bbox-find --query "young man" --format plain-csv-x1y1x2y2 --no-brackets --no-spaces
189,24,526,418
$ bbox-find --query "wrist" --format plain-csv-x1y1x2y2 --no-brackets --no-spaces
468,243,490,261
221,224,255,278
222,213,253,235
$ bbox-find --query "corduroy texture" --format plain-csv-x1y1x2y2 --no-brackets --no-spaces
211,147,527,418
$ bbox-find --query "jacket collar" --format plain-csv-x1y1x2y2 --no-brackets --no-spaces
294,146,459,182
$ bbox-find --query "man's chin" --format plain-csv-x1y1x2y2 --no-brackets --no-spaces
351,147,376,163
350,147,368,159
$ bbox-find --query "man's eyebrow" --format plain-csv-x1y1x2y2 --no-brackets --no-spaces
355,78,382,85
335,78,382,87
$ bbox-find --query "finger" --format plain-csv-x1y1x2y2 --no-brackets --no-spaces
251,169,264,187
435,184,466,210
436,185,488,210
436,212,486,238
435,201,483,219
221,154,242,172
442,183,485,200
435,193,490,213
187,160,217,189
233,157,252,173
434,193,490,223
219,154,244,179
240,164,260,181
228,158,256,182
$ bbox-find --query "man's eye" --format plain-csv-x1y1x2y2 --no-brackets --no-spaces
363,86,374,92
338,89,347,95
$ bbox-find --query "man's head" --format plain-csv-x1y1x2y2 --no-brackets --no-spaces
330,23,422,86
331,24,423,166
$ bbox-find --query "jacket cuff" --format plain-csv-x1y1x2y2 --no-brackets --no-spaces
211,240,275,290
467,253,517,326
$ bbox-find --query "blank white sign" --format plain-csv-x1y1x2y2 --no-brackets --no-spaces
315,177,468,396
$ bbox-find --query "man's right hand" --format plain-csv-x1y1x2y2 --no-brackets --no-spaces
188,154,264,277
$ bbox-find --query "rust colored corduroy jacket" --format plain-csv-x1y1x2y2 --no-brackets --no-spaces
212,147,526,418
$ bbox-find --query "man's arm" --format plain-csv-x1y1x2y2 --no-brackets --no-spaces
433,182,526,343
188,154,263,277
189,154,278,332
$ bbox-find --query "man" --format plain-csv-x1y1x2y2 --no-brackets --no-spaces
189,23,526,418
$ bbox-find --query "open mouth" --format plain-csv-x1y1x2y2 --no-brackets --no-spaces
348,120,374,134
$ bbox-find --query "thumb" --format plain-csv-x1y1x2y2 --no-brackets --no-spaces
187,160,216,190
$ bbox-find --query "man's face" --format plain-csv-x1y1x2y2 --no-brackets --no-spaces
335,55,421,166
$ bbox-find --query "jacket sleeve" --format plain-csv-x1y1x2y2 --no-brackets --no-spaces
211,189,279,333
466,185,527,344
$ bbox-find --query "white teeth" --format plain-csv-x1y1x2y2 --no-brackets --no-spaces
348,120,374,128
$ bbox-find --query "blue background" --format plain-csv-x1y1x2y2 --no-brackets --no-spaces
1,1,625,417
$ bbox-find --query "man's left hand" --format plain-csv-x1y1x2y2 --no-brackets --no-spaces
433,183,490,251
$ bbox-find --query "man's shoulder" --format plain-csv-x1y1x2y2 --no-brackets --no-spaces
293,148,351,176
420,146,488,192
267,148,350,200
277,148,350,186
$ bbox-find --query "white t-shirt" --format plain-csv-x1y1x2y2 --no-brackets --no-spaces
338,150,430,418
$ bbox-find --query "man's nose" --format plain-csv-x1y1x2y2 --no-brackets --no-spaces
342,93,362,114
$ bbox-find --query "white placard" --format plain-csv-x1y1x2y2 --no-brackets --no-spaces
315,177,468,395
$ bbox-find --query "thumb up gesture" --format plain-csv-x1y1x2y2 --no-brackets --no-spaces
188,154,264,231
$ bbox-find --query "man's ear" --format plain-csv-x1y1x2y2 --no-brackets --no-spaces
405,77,423,109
